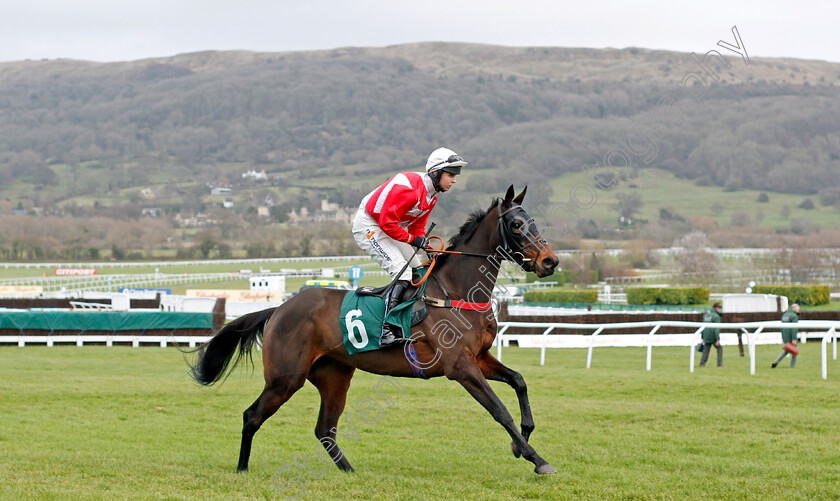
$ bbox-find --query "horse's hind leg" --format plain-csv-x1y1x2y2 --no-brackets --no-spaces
307,357,356,472
237,373,307,473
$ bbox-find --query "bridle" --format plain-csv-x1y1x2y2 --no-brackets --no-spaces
413,200,551,297
425,200,549,270
494,201,550,271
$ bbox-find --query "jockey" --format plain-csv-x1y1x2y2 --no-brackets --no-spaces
352,147,466,346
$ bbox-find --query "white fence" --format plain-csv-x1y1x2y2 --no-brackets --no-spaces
0,335,211,348
0,270,393,293
495,320,840,380
4,317,838,380
0,255,367,270
0,272,241,292
10,248,835,270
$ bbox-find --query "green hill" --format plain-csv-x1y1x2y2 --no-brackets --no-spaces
545,167,837,228
2,43,840,258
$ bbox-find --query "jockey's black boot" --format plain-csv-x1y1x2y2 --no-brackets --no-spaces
379,279,411,347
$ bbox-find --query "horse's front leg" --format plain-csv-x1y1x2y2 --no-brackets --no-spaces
477,351,534,458
447,350,555,475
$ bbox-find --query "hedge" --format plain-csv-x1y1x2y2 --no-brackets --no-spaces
752,285,830,306
523,288,598,303
525,270,597,285
525,271,566,286
626,287,710,305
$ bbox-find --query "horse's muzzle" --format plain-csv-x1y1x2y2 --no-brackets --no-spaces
535,255,559,277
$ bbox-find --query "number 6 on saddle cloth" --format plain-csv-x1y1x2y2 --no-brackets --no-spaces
339,273,430,354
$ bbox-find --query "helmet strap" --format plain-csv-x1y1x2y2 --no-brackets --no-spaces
429,171,444,192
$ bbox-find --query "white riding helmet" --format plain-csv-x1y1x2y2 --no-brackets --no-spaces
426,147,467,176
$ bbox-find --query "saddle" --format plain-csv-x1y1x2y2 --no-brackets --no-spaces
355,284,429,326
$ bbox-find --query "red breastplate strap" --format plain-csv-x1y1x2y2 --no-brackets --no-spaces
424,297,493,311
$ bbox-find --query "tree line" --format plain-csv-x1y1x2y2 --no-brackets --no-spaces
1,47,839,200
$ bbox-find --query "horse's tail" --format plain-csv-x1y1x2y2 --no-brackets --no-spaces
190,306,277,386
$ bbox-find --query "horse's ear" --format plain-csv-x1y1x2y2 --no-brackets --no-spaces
513,186,527,205
503,185,515,206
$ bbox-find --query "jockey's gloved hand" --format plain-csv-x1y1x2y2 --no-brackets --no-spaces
410,235,430,250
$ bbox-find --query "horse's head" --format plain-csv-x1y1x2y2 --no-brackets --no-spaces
497,185,559,278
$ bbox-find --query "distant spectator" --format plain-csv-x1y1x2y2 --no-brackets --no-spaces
772,303,800,368
700,302,724,368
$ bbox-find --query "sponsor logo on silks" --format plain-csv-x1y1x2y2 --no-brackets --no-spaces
365,230,376,240
368,235,391,262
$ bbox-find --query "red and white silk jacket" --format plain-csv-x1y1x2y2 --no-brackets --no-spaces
361,171,438,243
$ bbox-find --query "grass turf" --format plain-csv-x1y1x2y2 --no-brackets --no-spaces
1,345,838,500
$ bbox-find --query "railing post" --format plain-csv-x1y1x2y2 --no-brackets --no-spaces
689,326,703,373
540,326,554,366
646,324,661,371
748,327,762,375
496,324,510,362
586,327,604,369
823,327,834,380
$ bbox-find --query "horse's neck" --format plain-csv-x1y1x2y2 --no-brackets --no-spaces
441,255,501,304
436,211,501,303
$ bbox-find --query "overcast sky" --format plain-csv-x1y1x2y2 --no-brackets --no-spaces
1,0,838,64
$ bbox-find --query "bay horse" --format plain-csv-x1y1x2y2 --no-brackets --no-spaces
189,186,560,475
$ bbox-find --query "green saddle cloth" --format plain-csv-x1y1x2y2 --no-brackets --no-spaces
340,275,428,355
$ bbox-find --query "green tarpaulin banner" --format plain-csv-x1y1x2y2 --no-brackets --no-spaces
0,310,213,332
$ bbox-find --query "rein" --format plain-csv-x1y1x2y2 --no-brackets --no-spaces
410,203,536,289
427,249,495,258
410,235,494,287
410,203,530,310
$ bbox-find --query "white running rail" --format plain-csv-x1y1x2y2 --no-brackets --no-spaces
495,319,840,379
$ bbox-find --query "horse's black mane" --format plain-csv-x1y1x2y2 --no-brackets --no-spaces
434,198,499,266
448,198,500,249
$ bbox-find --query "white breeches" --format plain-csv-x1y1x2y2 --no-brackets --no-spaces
352,208,420,281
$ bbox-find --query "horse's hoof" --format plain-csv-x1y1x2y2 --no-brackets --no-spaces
511,441,522,458
535,464,557,475
236,467,249,474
